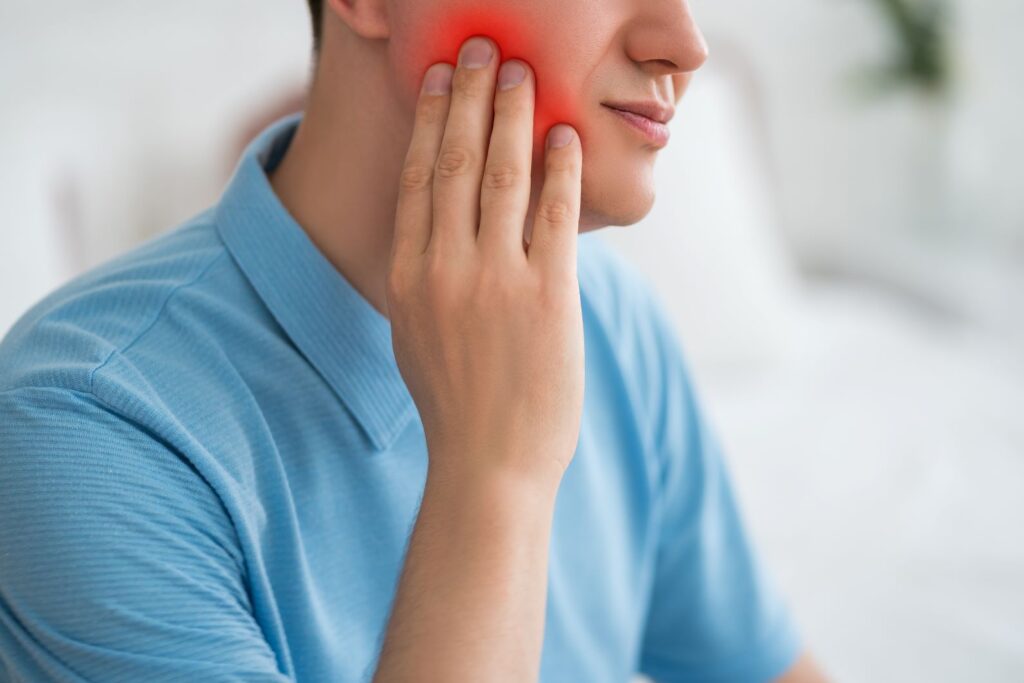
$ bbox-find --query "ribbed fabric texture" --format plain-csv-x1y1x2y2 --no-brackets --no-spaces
0,115,800,683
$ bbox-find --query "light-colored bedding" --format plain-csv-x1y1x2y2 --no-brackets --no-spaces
696,282,1024,682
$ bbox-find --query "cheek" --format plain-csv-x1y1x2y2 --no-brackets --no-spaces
392,4,586,150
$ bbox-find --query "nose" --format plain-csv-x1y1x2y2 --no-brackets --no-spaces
623,0,709,77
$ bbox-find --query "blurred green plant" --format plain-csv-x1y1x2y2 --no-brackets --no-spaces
854,0,952,99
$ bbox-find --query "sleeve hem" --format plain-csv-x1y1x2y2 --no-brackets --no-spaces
638,622,804,683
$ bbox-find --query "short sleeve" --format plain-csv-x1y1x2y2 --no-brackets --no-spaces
0,387,290,682
635,289,802,683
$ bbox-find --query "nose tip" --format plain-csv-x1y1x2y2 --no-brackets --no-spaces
665,40,708,75
677,9,709,72
625,1,710,76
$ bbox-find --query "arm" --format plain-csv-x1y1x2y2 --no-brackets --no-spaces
0,387,289,682
623,276,823,682
373,36,585,682
372,465,558,681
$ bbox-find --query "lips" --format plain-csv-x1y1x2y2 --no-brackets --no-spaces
602,100,675,124
602,100,674,147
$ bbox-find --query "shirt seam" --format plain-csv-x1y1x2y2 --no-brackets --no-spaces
85,249,229,393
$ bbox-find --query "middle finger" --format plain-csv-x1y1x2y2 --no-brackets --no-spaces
429,36,500,253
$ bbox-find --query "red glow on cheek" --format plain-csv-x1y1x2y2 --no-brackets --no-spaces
400,7,582,153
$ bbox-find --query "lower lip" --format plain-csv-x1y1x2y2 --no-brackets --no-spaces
603,106,671,147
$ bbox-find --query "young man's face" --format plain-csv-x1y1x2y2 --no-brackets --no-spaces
386,0,708,232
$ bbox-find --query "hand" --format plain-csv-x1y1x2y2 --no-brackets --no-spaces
386,36,585,490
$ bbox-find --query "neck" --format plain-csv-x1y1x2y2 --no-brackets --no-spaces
270,40,412,319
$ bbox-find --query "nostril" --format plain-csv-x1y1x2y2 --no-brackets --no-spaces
641,58,685,77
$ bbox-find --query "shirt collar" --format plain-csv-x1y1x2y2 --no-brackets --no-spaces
215,114,417,452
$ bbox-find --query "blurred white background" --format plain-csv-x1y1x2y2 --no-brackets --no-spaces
2,1,1022,681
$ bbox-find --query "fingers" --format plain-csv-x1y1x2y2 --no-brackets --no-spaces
393,63,454,261
477,60,535,259
429,37,500,253
396,37,581,282
528,125,583,278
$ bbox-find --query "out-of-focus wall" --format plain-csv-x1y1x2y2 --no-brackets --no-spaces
692,0,1024,262
0,0,312,330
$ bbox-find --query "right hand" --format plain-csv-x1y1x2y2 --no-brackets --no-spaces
386,36,585,490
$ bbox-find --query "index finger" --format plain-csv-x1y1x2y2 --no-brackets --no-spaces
392,63,454,262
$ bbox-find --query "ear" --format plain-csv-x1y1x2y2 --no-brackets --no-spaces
324,0,390,40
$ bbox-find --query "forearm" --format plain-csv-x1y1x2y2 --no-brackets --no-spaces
372,461,559,682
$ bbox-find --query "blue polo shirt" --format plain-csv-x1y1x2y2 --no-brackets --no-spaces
0,115,800,683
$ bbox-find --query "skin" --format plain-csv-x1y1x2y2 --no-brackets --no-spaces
273,0,708,317
272,1,829,681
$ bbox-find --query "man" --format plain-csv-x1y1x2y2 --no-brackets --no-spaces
0,0,827,681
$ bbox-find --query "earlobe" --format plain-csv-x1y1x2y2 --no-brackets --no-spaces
324,0,390,40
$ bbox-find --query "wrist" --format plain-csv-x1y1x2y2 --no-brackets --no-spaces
425,431,568,493
424,455,562,515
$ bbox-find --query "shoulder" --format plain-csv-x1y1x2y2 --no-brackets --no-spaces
0,209,255,401
0,210,244,507
578,231,692,390
578,232,680,342
577,232,647,328
0,209,279,493
577,232,708,478
0,383,282,682
0,210,260,572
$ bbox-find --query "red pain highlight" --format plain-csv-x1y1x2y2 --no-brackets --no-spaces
407,7,582,152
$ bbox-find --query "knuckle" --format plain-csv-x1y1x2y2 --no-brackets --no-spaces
482,162,520,191
387,260,418,294
537,198,576,225
400,163,434,192
385,270,407,302
423,251,456,300
436,146,477,179
423,250,446,281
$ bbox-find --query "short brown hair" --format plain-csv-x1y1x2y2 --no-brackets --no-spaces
307,0,323,50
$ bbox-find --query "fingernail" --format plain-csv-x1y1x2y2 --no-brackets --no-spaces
459,37,494,69
422,64,453,95
548,124,575,149
498,61,527,90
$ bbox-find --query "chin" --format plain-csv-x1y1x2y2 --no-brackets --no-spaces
578,160,657,233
